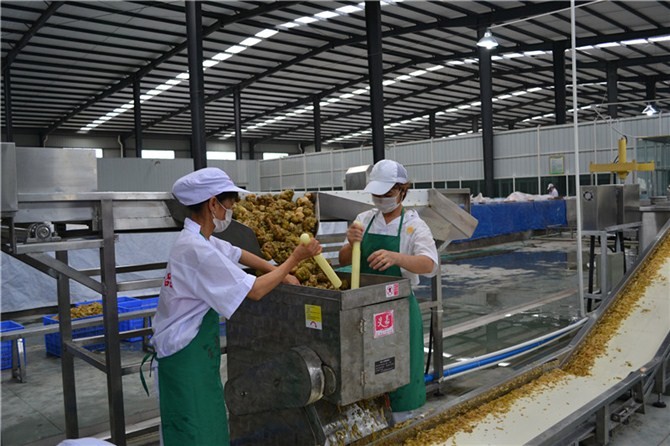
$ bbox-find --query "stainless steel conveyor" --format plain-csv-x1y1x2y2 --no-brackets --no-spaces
1,143,181,446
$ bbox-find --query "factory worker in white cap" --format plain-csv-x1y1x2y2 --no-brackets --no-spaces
338,159,438,416
547,183,559,198
145,167,321,446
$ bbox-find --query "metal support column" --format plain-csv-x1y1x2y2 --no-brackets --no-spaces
606,62,618,119
100,200,126,445
133,80,142,158
56,250,79,439
234,87,243,160
646,77,657,106
365,1,385,163
471,116,478,133
3,70,13,142
478,26,494,198
429,113,436,139
313,96,321,153
248,140,256,161
430,270,444,389
186,1,206,170
553,41,567,125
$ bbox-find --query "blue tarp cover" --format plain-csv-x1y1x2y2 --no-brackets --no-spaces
458,200,567,241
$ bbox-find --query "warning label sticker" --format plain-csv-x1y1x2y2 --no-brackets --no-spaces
373,310,394,338
305,304,322,330
385,283,399,298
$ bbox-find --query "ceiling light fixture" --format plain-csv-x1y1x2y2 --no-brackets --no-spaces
642,103,659,116
476,28,499,49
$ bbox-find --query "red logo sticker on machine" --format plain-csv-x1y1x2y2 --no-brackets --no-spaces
385,283,399,298
374,310,394,338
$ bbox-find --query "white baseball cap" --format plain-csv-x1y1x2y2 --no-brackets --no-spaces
172,167,246,206
364,159,409,195
547,183,554,190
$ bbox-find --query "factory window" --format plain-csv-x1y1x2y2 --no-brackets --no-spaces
141,150,174,159
263,152,289,160
514,178,539,195
207,151,236,160
461,180,484,196
415,182,432,189
495,179,514,198
446,181,460,189
65,148,103,158
433,181,445,189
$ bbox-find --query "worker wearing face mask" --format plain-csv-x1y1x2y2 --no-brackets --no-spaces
144,167,321,446
338,160,438,417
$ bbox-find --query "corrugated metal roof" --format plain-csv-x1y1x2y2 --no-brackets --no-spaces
1,1,669,148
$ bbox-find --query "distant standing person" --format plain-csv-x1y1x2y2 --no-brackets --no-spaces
547,183,559,198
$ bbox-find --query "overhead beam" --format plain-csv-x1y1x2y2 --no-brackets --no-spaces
43,1,296,135
205,28,670,142
2,1,64,73
140,2,576,133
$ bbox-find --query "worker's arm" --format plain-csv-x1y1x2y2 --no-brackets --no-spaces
367,251,434,274
246,239,321,300
239,249,301,285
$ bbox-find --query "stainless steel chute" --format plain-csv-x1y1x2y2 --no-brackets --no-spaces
315,189,477,243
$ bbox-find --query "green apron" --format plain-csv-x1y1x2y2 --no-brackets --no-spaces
157,308,229,445
360,210,426,412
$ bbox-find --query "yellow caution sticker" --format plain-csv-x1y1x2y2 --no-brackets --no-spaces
305,304,322,330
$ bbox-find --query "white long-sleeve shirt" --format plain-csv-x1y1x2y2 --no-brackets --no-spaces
151,218,256,358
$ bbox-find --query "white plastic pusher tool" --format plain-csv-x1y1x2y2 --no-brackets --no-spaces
350,221,362,290
300,233,342,289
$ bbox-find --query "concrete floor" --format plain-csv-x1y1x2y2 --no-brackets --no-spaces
1,235,668,445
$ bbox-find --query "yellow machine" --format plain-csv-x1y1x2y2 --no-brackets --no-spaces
589,137,655,180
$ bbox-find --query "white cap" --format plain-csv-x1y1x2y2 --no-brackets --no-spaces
172,167,246,206
547,183,554,190
363,159,409,195
58,439,114,446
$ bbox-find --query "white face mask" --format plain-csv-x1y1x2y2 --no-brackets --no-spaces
213,207,233,233
372,195,400,214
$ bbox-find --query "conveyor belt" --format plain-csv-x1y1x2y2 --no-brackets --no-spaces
365,219,670,446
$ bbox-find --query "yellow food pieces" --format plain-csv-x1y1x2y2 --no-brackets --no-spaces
53,302,103,320
234,191,343,289
370,235,670,445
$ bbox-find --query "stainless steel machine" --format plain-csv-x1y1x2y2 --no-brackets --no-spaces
1,144,477,445
226,274,411,445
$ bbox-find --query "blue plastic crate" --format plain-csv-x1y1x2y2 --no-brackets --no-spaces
44,297,139,357
118,297,159,342
1,321,25,370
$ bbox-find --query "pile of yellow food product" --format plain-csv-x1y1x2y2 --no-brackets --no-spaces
233,190,347,289
53,302,103,320
372,234,670,445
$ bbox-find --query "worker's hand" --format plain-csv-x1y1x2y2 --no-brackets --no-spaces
292,237,321,262
367,250,399,272
282,274,300,286
346,222,364,245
